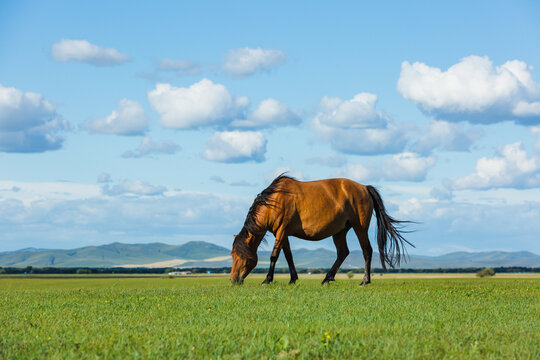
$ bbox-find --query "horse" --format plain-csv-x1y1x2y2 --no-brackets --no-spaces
230,175,413,285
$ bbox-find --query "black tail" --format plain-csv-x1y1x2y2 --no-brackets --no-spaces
366,185,414,271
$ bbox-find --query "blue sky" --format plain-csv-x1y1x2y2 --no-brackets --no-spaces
1,0,540,255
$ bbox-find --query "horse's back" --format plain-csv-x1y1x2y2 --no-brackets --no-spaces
291,177,370,203
276,178,373,238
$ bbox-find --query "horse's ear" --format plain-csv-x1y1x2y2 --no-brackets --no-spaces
234,234,237,239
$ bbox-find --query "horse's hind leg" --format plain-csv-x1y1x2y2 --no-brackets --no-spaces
322,228,350,285
353,225,372,285
282,239,298,284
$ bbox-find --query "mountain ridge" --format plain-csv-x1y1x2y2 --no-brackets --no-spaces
0,241,539,268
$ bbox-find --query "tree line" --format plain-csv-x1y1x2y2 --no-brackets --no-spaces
0,266,538,275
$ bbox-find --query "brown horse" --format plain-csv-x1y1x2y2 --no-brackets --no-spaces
230,175,413,285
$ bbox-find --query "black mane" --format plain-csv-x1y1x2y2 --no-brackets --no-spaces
232,174,294,258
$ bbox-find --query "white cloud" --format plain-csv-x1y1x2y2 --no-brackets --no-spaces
148,80,300,131
397,55,540,124
204,130,266,163
453,142,540,190
383,153,436,181
148,79,249,129
316,94,387,129
411,120,483,154
337,163,372,182
122,136,180,158
157,58,202,75
83,99,148,135
102,180,167,196
513,101,540,116
223,47,285,78
338,152,436,182
230,98,301,128
52,39,130,66
312,93,412,154
0,84,69,153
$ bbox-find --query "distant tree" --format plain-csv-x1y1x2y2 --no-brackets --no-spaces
346,271,354,279
0,268,6,274
476,268,495,277
76,269,91,274
164,268,176,274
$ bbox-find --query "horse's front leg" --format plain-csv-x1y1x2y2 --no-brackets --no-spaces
262,236,286,285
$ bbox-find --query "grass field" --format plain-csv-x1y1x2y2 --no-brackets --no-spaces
1,275,539,359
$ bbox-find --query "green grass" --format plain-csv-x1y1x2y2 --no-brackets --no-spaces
0,276,538,359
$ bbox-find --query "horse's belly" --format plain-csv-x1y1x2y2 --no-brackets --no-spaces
289,217,348,240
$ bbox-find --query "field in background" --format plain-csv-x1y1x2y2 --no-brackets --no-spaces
1,276,538,359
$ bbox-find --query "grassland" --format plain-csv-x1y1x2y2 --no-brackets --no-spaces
1,275,538,359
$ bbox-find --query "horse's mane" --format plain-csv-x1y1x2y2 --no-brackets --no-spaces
233,174,294,258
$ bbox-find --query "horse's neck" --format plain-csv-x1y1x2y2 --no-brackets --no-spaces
257,204,279,236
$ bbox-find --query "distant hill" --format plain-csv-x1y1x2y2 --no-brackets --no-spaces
0,241,539,268
0,241,229,268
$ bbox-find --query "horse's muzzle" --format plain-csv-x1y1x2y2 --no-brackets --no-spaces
230,276,244,285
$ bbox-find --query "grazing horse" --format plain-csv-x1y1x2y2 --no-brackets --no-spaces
230,175,413,285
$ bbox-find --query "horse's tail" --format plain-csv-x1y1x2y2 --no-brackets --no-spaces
366,185,414,271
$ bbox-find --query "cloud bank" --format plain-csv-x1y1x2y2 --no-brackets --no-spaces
102,179,167,196
0,187,248,250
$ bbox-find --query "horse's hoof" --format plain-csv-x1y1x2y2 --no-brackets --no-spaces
261,279,272,285
289,279,297,285
360,281,371,286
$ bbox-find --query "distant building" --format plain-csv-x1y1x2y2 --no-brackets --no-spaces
168,271,191,275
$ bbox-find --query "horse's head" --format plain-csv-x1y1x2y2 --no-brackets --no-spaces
230,229,260,284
